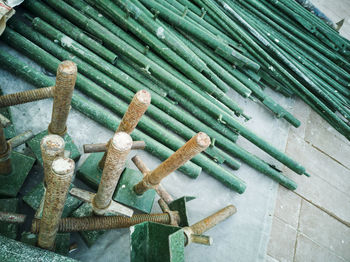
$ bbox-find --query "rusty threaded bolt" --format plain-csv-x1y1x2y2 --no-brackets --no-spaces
0,125,11,175
93,132,132,214
134,132,210,195
183,205,236,246
40,135,65,186
48,61,77,136
98,90,150,170
38,157,74,250
132,155,173,204
83,140,145,153
0,86,54,108
0,211,26,223
31,212,180,233
117,90,151,133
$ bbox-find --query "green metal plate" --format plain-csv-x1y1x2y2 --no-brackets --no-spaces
76,152,103,190
130,222,184,262
0,88,16,139
27,130,80,165
168,197,195,227
0,198,19,239
0,151,35,197
71,202,106,247
23,182,82,218
113,168,156,214
0,235,77,261
20,231,71,256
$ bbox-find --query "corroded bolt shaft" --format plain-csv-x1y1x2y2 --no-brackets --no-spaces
132,155,173,204
8,130,34,149
31,212,180,233
40,135,65,186
0,114,11,127
98,90,151,169
0,211,26,223
0,86,54,107
48,61,77,136
38,157,74,250
93,132,132,214
134,132,210,195
83,140,145,153
183,205,236,246
0,125,11,175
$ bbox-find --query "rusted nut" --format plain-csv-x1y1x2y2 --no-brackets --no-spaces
31,212,180,233
134,132,210,195
190,205,236,235
0,211,26,223
83,140,145,153
40,135,65,186
0,86,54,107
0,141,12,175
38,157,74,250
48,61,77,136
93,132,132,213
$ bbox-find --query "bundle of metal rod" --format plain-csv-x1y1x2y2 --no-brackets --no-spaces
177,0,350,140
3,22,300,191
17,0,307,177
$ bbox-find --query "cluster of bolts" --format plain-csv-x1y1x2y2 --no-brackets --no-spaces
0,60,237,259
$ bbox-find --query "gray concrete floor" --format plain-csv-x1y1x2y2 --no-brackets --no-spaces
266,1,350,261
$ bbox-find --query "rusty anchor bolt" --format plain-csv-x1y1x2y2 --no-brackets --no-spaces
70,132,134,217
183,205,237,246
40,135,65,186
83,140,145,153
134,132,211,195
38,157,74,250
93,132,133,214
0,211,26,223
132,155,173,204
98,90,151,170
31,211,180,233
48,60,77,136
0,124,12,175
0,86,54,108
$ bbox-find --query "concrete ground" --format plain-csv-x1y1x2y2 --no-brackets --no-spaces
266,1,350,261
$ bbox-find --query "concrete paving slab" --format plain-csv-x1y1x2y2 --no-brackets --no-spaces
298,200,350,261
267,216,297,262
294,233,346,262
304,111,350,169
286,132,350,196
274,186,301,229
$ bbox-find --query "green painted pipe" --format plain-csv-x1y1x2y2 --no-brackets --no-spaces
5,23,299,190
136,0,260,72
2,27,250,192
39,0,308,175
25,0,247,121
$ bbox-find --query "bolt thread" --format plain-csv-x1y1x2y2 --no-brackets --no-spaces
190,205,236,235
38,157,74,250
94,132,132,210
0,86,53,107
49,61,76,136
40,135,65,186
99,90,150,169
134,132,210,194
32,213,172,233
